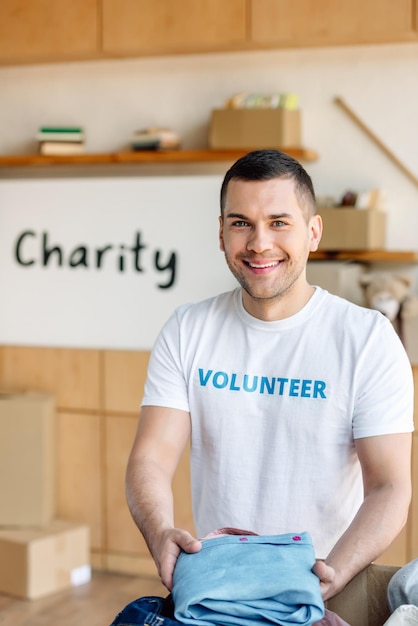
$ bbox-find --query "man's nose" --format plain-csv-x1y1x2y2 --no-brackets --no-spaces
246,226,273,253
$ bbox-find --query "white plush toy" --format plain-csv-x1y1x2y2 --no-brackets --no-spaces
359,272,418,343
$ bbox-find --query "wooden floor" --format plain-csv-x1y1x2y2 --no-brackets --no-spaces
0,571,167,626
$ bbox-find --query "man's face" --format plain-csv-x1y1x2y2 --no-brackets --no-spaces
219,177,322,318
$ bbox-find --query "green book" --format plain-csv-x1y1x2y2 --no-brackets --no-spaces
38,127,83,134
36,127,85,143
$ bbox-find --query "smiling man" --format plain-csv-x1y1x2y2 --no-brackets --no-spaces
125,149,413,603
219,172,321,320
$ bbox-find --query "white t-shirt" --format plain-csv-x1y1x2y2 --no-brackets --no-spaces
142,287,414,558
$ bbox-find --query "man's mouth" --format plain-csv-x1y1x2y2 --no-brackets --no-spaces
245,260,281,269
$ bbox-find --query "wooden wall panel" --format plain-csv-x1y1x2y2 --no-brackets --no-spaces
105,414,195,559
0,346,101,410
103,350,149,414
375,527,408,567
105,415,147,555
173,444,195,535
56,411,103,550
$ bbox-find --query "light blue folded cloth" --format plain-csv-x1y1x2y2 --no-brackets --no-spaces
172,531,324,626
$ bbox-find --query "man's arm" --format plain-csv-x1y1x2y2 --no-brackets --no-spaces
313,432,412,601
125,405,201,590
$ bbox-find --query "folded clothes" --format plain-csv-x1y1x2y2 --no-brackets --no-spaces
388,559,418,612
383,605,418,626
172,531,324,626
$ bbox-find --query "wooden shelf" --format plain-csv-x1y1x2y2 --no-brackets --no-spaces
0,147,318,168
310,249,418,263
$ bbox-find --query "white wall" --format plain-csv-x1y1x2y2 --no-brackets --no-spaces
0,175,237,349
1,42,418,296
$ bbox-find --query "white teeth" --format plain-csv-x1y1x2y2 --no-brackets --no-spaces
248,261,278,269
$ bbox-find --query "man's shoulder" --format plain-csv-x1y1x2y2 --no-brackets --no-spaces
318,287,384,318
314,287,393,334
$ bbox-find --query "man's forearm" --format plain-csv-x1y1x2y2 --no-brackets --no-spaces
126,456,175,557
324,482,411,599
126,454,202,589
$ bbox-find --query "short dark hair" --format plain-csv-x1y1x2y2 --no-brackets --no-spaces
220,149,316,218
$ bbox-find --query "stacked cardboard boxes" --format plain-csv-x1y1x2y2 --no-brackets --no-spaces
318,207,387,251
0,391,90,599
209,108,301,150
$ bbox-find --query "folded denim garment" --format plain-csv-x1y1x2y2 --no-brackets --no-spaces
172,531,324,626
110,595,180,626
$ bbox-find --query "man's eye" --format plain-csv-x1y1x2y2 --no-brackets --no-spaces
232,221,248,227
272,220,286,227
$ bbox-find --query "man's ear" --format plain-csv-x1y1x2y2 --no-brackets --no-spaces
219,215,225,252
309,215,323,252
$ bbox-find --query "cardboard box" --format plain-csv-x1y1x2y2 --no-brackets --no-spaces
209,108,301,149
0,519,91,599
318,208,386,250
0,391,55,526
307,261,365,305
327,564,398,626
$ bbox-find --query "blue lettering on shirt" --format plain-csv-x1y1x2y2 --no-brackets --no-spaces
260,376,275,395
243,374,258,392
213,371,228,388
198,368,326,399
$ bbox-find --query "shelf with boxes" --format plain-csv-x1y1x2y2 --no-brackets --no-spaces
0,147,318,169
308,205,418,365
307,254,418,366
312,203,418,262
0,96,316,171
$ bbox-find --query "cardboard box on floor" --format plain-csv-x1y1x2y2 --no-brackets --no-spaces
327,564,399,626
209,108,301,150
0,519,91,599
0,391,55,526
318,208,386,251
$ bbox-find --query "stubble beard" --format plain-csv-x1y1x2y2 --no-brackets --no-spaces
224,252,305,303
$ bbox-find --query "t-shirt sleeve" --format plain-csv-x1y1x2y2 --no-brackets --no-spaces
141,308,190,412
353,316,414,439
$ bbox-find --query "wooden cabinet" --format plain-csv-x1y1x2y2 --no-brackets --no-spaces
102,0,247,57
0,0,417,66
0,0,99,65
250,0,417,48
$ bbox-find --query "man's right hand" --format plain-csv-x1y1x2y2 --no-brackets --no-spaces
154,528,202,590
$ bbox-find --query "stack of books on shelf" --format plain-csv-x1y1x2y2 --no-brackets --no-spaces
130,127,181,151
36,126,85,156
